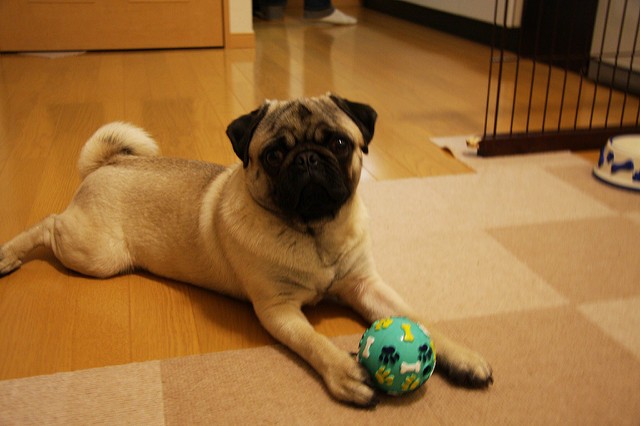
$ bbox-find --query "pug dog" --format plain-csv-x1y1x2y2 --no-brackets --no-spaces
0,94,492,406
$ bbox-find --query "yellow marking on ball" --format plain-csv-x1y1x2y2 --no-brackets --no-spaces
375,366,394,386
401,323,414,342
375,317,394,331
402,374,421,391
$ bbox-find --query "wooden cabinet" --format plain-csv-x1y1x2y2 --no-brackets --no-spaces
0,0,224,51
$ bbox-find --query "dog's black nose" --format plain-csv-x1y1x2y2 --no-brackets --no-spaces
295,151,319,170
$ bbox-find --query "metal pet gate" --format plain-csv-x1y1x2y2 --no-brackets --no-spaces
475,0,640,156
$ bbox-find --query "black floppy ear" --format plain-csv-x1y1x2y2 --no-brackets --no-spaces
329,94,377,154
226,104,269,167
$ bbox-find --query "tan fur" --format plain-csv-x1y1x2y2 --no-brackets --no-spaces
0,94,492,406
77,122,159,178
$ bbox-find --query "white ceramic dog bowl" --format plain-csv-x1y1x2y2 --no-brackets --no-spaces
593,135,640,191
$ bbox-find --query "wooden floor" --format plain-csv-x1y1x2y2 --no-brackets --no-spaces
0,6,601,380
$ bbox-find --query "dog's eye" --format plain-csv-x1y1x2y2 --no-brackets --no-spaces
264,149,284,168
330,137,350,156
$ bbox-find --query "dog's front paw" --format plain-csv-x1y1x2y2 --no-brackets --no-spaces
322,352,378,407
440,347,493,388
0,246,22,277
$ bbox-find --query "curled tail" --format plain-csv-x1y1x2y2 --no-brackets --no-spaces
77,122,160,179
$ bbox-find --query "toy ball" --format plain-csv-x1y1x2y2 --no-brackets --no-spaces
357,316,436,395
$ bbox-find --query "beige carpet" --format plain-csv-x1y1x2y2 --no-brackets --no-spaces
2,140,639,425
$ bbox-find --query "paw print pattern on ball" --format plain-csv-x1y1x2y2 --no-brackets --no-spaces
374,317,394,331
401,374,421,392
375,366,395,386
379,346,400,366
418,344,432,362
418,343,436,377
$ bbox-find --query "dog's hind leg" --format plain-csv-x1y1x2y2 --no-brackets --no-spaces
1,212,132,279
0,215,57,276
46,208,133,278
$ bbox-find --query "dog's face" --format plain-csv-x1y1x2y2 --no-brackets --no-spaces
226,94,377,224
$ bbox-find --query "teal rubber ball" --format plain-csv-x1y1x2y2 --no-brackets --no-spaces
357,316,436,395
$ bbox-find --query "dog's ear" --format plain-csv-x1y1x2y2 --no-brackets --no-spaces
226,103,269,167
329,94,377,154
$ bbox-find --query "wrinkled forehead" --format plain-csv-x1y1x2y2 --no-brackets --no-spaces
253,98,361,148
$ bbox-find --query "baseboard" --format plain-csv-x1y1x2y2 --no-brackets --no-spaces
364,0,519,50
588,59,640,96
225,32,255,49
288,0,361,7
